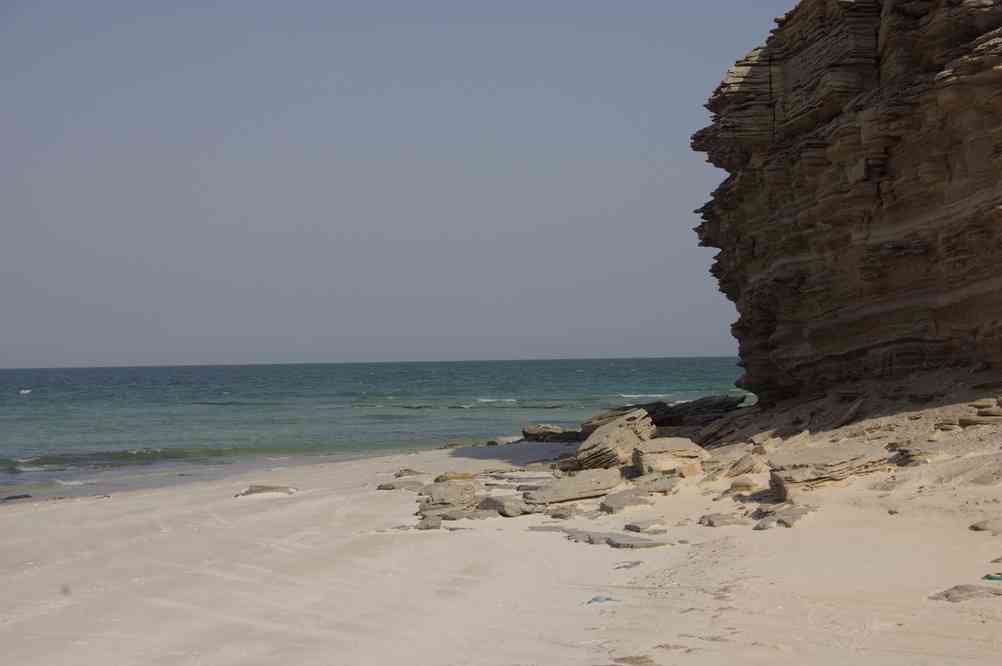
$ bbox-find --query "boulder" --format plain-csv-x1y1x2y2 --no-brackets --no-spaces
522,424,582,443
523,468,622,505
632,437,708,477
576,410,655,469
600,489,655,514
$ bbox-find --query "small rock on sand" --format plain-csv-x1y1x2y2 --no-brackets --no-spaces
377,479,426,492
234,485,297,498
930,585,1002,602
478,495,527,517
970,519,1002,535
624,519,668,535
394,468,424,478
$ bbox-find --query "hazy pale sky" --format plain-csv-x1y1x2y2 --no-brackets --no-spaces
2,1,792,368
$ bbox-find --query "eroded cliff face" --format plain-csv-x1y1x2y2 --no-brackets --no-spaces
693,0,1002,402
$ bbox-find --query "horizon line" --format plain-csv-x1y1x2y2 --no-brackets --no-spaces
0,353,740,372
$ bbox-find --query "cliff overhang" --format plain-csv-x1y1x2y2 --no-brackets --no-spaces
693,0,1002,402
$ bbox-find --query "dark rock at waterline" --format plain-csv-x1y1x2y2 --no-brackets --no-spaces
2,494,32,502
521,424,582,443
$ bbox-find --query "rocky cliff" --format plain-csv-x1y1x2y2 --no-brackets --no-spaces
693,0,1002,402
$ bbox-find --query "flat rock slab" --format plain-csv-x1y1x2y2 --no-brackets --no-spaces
699,513,752,528
606,534,672,549
528,526,670,549
769,441,891,500
930,585,1002,602
524,468,622,505
440,509,498,521
960,416,1002,427
632,474,682,495
434,471,477,482
377,480,426,492
754,505,814,530
522,424,582,443
234,485,297,498
600,489,655,514
577,409,655,469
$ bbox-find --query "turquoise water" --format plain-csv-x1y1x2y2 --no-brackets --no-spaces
0,358,743,494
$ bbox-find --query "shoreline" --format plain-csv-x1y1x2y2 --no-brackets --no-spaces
0,439,516,503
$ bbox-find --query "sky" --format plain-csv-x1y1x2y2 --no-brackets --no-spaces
1,1,793,368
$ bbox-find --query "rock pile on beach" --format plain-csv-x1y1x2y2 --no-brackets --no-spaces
380,371,1002,566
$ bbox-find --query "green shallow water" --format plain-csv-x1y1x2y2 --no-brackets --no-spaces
0,358,745,493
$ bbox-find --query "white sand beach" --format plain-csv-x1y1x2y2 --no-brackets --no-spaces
3,437,1001,666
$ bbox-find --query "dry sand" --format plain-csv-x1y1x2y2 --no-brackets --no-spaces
3,440,1002,665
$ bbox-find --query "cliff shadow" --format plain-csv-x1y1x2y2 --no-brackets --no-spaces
696,367,1002,451
445,440,577,467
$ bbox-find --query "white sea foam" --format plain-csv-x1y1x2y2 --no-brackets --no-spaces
618,394,668,399
54,479,96,487
476,398,518,403
19,389,32,395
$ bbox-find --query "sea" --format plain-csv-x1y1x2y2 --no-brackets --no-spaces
0,357,745,498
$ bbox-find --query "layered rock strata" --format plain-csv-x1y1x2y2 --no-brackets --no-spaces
693,0,1002,401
